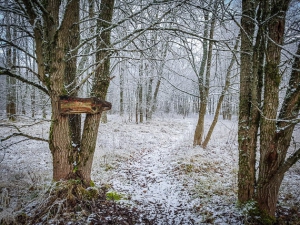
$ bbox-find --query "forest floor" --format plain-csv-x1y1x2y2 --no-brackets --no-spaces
0,114,300,224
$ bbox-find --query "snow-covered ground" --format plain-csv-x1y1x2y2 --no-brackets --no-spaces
0,114,299,224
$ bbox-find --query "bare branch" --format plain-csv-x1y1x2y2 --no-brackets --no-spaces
274,147,300,179
161,76,199,98
0,38,36,59
0,66,49,95
1,133,48,143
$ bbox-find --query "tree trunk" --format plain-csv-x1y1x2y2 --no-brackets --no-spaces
202,34,240,148
237,0,256,203
47,0,76,181
194,102,207,146
193,10,209,146
193,1,217,146
146,77,153,121
22,0,114,186
64,0,81,148
138,58,145,123
50,100,73,180
77,0,114,185
120,60,124,116
256,4,297,217
5,4,16,121
139,82,143,123
136,92,139,124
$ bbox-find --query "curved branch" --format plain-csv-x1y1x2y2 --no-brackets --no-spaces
0,38,36,59
0,67,49,95
161,76,199,98
1,132,48,143
272,147,300,180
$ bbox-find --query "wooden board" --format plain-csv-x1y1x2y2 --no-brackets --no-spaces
59,96,111,114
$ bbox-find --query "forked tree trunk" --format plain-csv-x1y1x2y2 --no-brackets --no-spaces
238,1,300,221
22,0,114,186
202,34,240,148
255,0,287,219
46,0,82,182
256,41,299,220
193,1,217,146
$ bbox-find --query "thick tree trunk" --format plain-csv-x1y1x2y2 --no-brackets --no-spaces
238,0,256,203
255,0,291,220
255,175,284,222
22,0,114,185
50,96,73,180
46,0,82,181
63,0,81,147
256,40,298,221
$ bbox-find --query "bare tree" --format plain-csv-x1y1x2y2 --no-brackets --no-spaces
202,33,240,148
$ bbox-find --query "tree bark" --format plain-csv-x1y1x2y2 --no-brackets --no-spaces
77,0,115,185
193,10,209,146
21,0,114,186
5,2,16,121
237,0,256,203
63,0,81,148
256,21,297,220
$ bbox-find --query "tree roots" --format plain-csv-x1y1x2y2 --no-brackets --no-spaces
1,180,142,225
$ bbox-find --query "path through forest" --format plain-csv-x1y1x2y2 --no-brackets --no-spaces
111,138,201,223
94,116,211,224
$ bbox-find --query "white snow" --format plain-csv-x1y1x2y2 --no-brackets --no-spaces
0,114,299,224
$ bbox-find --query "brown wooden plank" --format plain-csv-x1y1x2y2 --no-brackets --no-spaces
59,96,111,114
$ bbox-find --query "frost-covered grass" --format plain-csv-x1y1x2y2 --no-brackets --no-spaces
0,114,299,224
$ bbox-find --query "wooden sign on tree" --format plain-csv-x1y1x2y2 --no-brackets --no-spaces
59,96,112,115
